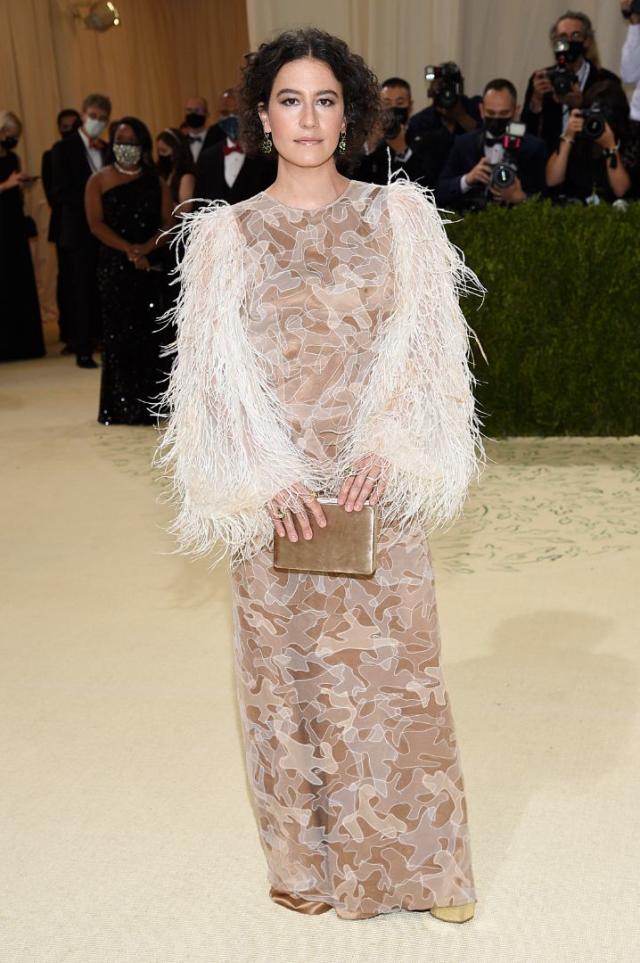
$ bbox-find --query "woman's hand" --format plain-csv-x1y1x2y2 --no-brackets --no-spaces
126,244,142,262
337,453,389,512
1,170,23,191
267,483,327,542
595,121,617,151
565,109,584,141
133,255,151,271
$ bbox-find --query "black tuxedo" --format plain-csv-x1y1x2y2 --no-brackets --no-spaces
407,96,483,183
194,141,275,205
521,61,620,155
436,129,548,209
185,123,226,159
51,130,108,356
352,141,440,188
51,130,107,247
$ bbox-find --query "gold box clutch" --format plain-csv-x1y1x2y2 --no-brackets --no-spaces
273,496,377,577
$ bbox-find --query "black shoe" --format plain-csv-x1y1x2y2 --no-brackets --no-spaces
76,355,98,369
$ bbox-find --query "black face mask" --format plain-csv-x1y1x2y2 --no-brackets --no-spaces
185,112,206,129
484,117,509,141
1,136,18,151
61,128,76,139
157,155,173,177
391,106,409,125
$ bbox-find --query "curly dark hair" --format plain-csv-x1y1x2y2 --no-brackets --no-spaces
237,27,382,173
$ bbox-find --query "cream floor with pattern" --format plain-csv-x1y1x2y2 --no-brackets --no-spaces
2,333,639,963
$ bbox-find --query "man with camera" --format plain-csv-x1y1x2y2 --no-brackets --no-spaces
436,79,547,210
545,79,634,202
621,0,640,136
522,11,619,155
352,77,439,186
406,63,482,184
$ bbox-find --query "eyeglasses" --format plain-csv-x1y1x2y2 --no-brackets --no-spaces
555,31,586,42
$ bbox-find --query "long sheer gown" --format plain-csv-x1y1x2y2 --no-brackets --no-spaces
228,180,477,919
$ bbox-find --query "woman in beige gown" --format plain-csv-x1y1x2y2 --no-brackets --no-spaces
154,28,485,923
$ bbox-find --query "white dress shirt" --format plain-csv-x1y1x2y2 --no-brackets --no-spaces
460,139,505,193
561,58,590,133
621,22,640,122
224,137,245,188
187,130,206,163
79,126,104,172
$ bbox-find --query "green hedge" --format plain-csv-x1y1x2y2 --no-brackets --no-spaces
445,200,640,436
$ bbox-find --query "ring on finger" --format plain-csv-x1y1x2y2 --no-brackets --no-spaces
275,508,287,519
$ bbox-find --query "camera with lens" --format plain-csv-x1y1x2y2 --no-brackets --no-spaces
578,101,607,140
425,62,463,109
489,122,525,190
622,0,640,18
546,40,578,96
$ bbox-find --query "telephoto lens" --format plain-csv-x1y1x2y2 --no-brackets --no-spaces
579,102,606,140
490,161,518,190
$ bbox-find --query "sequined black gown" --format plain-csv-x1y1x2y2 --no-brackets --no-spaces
97,174,170,425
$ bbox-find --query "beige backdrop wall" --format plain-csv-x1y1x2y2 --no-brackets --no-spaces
247,0,629,113
0,0,250,323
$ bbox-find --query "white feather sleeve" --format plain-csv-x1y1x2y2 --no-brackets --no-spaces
336,175,487,536
151,201,320,568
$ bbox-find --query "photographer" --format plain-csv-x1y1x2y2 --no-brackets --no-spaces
621,0,640,135
352,78,438,186
436,79,547,210
406,63,482,183
545,79,637,201
522,11,619,155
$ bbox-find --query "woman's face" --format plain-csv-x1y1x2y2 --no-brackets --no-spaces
1,124,20,149
258,57,346,168
156,138,174,160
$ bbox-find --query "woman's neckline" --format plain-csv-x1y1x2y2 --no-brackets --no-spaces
262,179,353,213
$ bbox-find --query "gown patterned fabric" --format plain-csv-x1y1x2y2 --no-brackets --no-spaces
222,180,477,918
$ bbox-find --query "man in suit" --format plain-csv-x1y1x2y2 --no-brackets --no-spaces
41,109,81,353
436,78,547,210
182,95,226,165
407,64,482,185
51,94,111,368
194,108,275,205
522,10,620,155
352,77,440,187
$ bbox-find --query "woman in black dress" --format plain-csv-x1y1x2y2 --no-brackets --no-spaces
85,116,174,425
0,110,45,361
155,127,195,213
546,79,640,202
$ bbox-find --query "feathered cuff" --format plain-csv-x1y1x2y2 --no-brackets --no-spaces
336,173,487,537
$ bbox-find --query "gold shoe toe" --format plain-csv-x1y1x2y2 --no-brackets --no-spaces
429,901,475,923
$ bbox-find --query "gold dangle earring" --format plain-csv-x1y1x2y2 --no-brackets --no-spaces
338,129,347,153
262,130,273,154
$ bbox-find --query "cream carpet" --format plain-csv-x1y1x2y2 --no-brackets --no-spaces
2,333,639,963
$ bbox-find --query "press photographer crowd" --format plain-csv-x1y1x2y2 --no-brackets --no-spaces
1,7,640,425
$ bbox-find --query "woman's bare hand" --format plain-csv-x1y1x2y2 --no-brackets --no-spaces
337,453,389,512
267,482,327,542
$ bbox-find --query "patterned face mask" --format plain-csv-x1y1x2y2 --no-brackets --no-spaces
113,143,142,166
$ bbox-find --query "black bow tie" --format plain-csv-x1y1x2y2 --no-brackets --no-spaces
189,135,203,142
